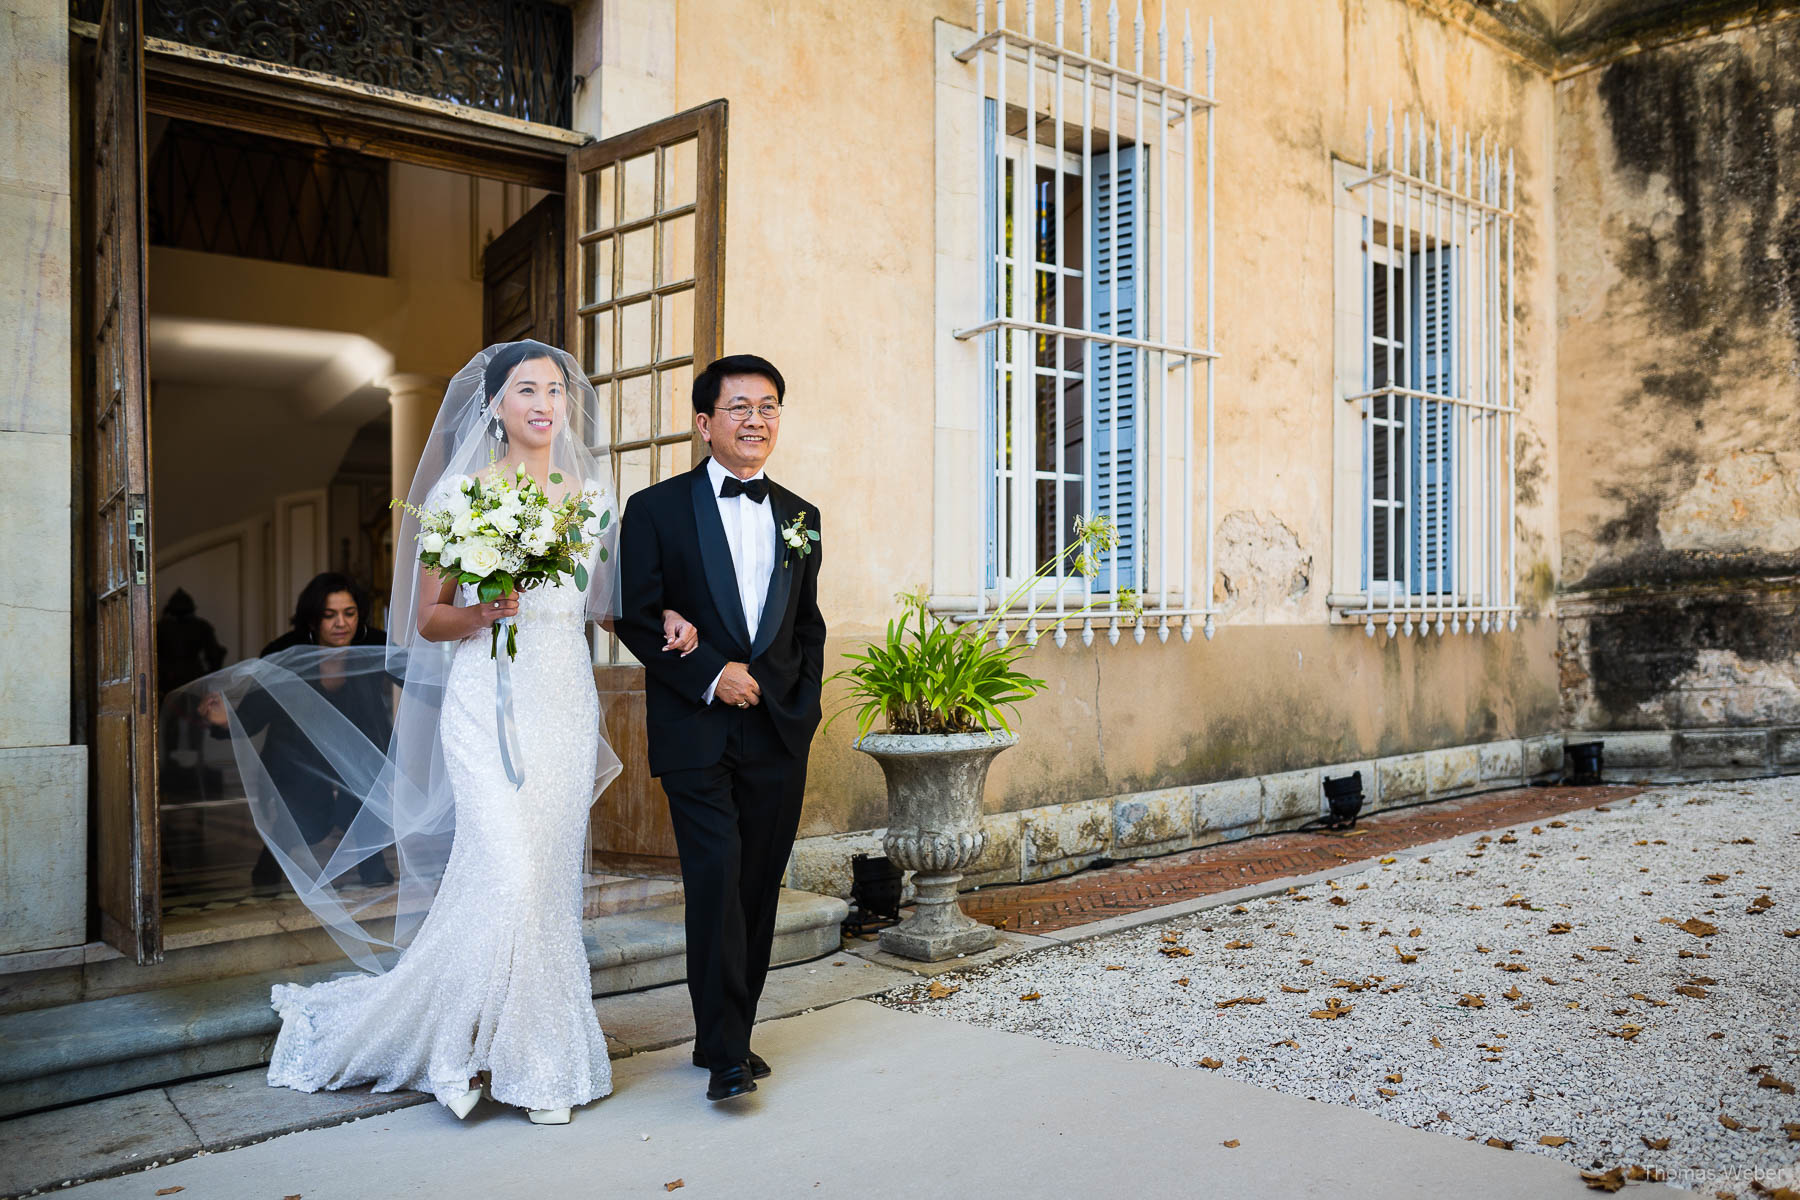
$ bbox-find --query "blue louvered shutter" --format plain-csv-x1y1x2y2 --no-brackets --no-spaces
1090,145,1141,592
982,99,999,586
1410,246,1456,596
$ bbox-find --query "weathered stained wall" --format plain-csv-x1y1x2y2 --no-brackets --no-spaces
1556,16,1800,730
666,0,1564,838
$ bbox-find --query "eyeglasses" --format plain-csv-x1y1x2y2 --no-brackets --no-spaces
713,402,782,422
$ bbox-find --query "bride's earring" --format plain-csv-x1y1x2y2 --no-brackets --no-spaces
489,413,508,446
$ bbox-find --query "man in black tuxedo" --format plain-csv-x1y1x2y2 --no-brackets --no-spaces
615,354,825,1104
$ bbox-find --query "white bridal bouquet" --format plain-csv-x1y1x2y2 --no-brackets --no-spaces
394,465,610,658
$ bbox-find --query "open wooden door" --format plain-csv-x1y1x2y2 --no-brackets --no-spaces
569,102,726,866
483,194,566,347
90,0,161,962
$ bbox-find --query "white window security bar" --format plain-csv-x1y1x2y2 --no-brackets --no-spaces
952,0,1218,647
1343,104,1517,640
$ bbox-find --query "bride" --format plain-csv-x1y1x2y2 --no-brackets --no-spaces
192,341,696,1125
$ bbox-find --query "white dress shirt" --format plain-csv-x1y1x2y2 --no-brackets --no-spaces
701,456,777,704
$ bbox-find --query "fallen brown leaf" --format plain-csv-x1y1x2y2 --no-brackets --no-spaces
1377,1086,1397,1097
1746,895,1774,914
1678,917,1719,938
1310,998,1354,1020
155,1191,185,1198
1675,984,1709,998
1104,964,1125,970
1394,946,1419,964
1486,1137,1514,1150
1785,1121,1800,1141
1540,1135,1571,1146
666,1182,685,1193
1605,1025,1644,1040
1199,1055,1224,1069
1162,945,1195,957
1019,991,1041,1002
1430,1034,1445,1048
1758,1075,1796,1095
1503,984,1524,1001
927,981,960,1000
1579,1167,1625,1192
1271,1038,1300,1048
1548,923,1573,935
1642,1136,1672,1150
1222,1139,1239,1148
1782,928,1800,938
1329,896,1350,907
1216,995,1266,1008
1174,977,1190,987
1281,984,1310,993
1458,993,1487,1008
1720,1114,1742,1130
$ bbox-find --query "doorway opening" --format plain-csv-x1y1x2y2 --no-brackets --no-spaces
82,13,726,961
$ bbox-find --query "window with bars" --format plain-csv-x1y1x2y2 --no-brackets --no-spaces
1336,106,1518,638
954,2,1218,644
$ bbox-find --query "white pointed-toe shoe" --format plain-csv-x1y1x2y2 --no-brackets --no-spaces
445,1085,483,1120
528,1107,571,1125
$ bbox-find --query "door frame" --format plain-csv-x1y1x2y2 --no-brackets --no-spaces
76,20,589,962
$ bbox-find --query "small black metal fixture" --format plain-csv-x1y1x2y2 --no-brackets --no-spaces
1564,741,1604,787
843,853,904,936
1321,771,1365,830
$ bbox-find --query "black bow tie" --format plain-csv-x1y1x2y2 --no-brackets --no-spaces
718,476,770,503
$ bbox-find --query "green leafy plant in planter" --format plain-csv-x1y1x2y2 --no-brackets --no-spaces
830,514,1143,962
828,514,1143,739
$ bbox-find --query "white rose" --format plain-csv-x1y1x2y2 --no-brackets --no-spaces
419,531,446,555
459,540,503,576
450,510,479,539
437,541,461,568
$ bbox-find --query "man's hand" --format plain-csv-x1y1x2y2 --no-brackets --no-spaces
198,693,228,727
661,609,698,657
713,662,761,707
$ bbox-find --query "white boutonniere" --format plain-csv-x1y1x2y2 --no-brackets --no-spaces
781,510,819,567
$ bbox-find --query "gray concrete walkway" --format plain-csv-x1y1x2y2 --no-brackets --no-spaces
37,998,1661,1200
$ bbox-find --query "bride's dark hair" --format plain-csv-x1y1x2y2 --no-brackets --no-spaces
483,339,568,400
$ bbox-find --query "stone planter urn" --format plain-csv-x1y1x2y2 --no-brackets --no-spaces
857,730,1016,961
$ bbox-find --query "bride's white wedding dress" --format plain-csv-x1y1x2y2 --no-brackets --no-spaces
267,569,615,1112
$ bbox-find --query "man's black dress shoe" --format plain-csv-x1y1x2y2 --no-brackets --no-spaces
706,1062,757,1102
693,1050,770,1079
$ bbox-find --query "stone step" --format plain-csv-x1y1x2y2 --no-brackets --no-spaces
0,873,687,1017
0,889,846,1119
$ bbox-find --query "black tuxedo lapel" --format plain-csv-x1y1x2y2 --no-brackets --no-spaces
689,464,754,656
751,483,798,660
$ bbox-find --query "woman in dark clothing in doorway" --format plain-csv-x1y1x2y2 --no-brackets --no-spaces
201,572,397,888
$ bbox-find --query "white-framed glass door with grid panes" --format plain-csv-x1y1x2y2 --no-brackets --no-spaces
987,135,1094,594
1334,109,1516,638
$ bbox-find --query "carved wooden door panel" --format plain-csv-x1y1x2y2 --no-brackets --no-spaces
91,0,161,962
483,194,566,348
567,102,726,864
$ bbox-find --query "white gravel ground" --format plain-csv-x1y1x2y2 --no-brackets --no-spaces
883,779,1800,1192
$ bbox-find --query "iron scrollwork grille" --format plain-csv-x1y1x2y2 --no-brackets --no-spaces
73,0,575,127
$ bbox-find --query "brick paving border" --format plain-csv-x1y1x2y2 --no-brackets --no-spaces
959,785,1643,934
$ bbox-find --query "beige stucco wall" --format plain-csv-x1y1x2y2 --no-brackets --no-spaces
660,0,1563,837
0,0,85,956
1555,17,1800,730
